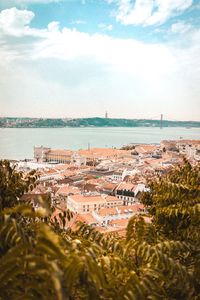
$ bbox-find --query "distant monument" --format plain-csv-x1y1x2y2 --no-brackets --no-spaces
160,114,163,129
34,146,50,163
105,111,108,119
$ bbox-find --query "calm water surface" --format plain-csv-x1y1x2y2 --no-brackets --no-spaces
0,127,200,160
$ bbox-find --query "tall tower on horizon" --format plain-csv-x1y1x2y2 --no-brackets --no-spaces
160,114,163,129
105,111,108,119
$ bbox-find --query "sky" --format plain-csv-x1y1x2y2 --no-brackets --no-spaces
0,0,200,121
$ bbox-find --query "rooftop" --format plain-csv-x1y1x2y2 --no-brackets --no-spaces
116,182,136,191
56,185,80,196
97,204,144,217
69,194,105,203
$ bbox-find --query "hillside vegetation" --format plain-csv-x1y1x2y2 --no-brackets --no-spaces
1,117,200,128
0,159,199,299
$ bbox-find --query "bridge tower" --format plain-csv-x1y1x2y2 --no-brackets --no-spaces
160,114,163,129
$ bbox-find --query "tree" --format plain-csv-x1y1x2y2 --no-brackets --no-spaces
140,158,200,298
0,160,38,210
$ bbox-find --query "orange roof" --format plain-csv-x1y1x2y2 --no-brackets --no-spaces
98,204,144,217
109,218,129,228
116,182,136,191
120,204,144,213
77,213,98,224
56,185,80,196
69,194,105,204
78,148,131,158
176,139,200,144
98,207,117,216
135,145,158,154
59,170,76,177
48,149,73,156
102,182,118,190
86,179,101,185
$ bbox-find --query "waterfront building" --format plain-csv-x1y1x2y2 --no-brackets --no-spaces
34,146,73,163
34,146,51,163
46,149,72,164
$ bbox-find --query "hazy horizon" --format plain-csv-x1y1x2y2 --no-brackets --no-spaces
0,0,200,121
1,115,200,122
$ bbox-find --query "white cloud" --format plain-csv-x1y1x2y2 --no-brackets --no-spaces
116,0,153,25
0,7,200,120
171,21,192,34
111,0,193,26
0,8,174,76
0,7,34,36
0,7,198,77
48,21,60,32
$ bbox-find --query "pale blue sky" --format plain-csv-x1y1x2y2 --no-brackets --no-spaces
0,0,200,120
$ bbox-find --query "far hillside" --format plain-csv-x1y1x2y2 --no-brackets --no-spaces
1,117,200,128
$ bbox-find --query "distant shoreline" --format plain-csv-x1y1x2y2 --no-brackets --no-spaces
1,126,200,128
1,117,200,128
1,126,200,129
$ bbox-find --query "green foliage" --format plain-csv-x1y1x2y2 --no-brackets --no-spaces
140,158,200,298
140,159,200,240
0,160,200,299
0,160,38,210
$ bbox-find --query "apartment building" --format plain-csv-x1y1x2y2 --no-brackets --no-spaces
67,194,106,214
92,204,145,226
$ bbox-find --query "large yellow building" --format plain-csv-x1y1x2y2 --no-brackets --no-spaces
34,146,72,163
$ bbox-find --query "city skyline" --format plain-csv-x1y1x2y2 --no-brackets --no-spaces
0,0,200,121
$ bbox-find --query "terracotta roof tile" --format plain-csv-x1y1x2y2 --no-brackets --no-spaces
116,182,136,191
69,194,106,204
98,204,144,217
56,185,80,196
